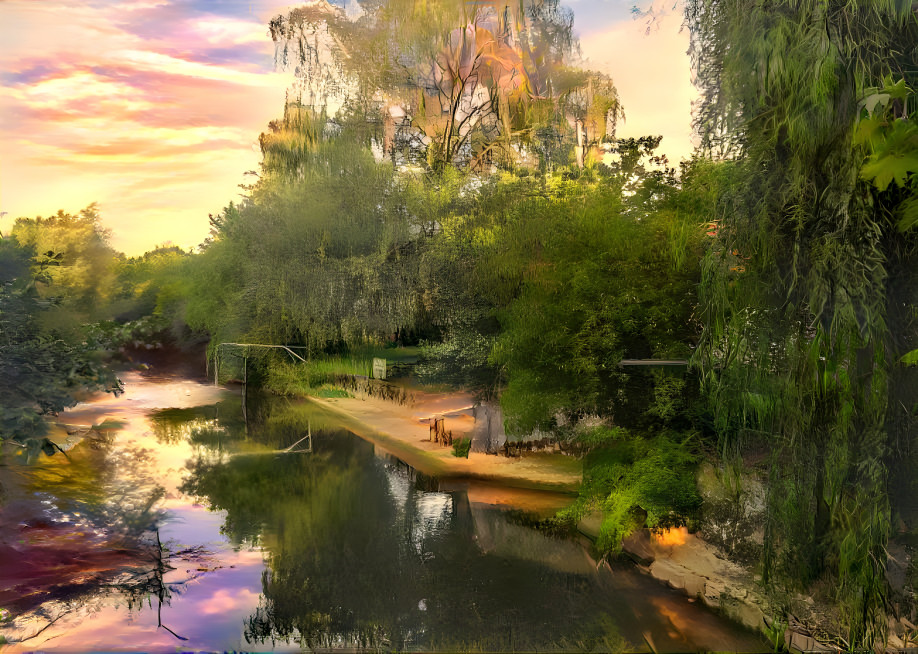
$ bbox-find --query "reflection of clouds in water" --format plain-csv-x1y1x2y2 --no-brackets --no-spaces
382,462,452,555
61,373,228,418
410,493,451,556
199,587,261,615
4,546,269,651
383,462,411,508
415,493,451,529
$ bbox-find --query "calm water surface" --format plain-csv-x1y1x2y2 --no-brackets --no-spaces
0,373,767,652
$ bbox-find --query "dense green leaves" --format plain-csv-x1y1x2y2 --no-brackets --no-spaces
687,0,918,645
182,114,425,361
11,204,120,323
0,237,121,444
486,183,699,432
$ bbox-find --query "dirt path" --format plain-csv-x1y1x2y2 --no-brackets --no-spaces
308,391,582,493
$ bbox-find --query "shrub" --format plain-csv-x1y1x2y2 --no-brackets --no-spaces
451,437,472,458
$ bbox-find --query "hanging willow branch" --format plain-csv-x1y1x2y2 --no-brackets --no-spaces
686,0,918,647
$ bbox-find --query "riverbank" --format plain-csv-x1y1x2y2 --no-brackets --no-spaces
1,372,774,652
307,390,582,493
304,387,828,650
305,385,814,649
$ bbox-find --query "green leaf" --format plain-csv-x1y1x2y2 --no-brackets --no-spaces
901,349,918,366
897,195,918,232
853,114,885,148
860,152,918,191
860,92,890,115
884,77,911,102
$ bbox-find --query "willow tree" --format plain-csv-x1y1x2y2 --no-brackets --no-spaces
687,0,918,646
184,105,428,368
269,0,621,170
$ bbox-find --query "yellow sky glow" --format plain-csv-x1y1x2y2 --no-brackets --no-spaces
1,0,698,256
581,12,698,164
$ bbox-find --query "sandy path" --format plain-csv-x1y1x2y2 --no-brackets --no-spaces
309,391,582,493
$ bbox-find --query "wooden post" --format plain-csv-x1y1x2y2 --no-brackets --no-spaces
242,354,248,433
432,418,445,445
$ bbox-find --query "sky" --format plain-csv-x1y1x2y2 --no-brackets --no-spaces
0,0,696,256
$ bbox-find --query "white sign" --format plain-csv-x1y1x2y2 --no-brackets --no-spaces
372,357,386,380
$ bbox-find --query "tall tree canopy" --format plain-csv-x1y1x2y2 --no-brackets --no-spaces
11,204,120,323
183,109,425,359
269,0,621,169
687,0,918,646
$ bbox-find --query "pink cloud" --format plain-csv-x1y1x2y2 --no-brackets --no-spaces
199,587,262,615
0,0,291,254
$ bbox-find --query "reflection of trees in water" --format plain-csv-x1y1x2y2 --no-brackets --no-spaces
3,429,188,645
16,433,165,546
6,527,215,647
182,417,626,651
151,393,329,453
149,402,245,446
115,528,221,643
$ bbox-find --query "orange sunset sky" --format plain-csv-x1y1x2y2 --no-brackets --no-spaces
0,0,696,256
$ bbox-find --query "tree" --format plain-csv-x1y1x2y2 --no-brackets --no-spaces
416,142,704,430
269,0,621,170
686,0,918,645
11,204,120,323
183,110,426,360
0,237,121,449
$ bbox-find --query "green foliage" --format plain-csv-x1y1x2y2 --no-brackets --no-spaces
416,325,498,396
183,110,425,356
574,425,628,449
763,615,787,653
478,170,700,433
0,237,121,444
11,204,121,323
86,314,172,352
584,433,701,553
855,78,918,201
687,0,918,645
108,245,191,324
414,152,706,425
645,371,687,423
263,358,370,396
451,437,471,458
315,386,350,399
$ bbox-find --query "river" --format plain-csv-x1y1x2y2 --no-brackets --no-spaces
0,371,767,652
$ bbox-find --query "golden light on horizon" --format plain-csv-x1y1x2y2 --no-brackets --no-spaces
1,0,696,256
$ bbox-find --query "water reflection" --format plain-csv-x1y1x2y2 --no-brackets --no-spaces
1,376,767,652
181,401,763,652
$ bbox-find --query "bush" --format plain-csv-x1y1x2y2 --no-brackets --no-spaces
451,437,472,458
554,431,701,555
593,433,701,553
